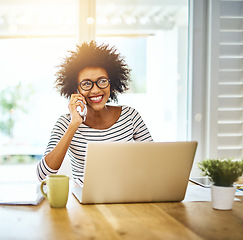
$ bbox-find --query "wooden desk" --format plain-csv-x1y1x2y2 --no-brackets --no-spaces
0,191,243,240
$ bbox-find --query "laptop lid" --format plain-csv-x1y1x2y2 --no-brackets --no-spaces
72,141,197,204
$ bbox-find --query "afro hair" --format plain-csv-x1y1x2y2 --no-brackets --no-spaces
55,41,131,102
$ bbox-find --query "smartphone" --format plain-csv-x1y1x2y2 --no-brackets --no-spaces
76,91,87,121
189,177,213,188
77,100,87,121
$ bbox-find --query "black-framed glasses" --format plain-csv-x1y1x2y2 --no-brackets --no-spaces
78,78,110,91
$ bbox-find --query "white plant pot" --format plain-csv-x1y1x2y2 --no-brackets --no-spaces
211,185,236,210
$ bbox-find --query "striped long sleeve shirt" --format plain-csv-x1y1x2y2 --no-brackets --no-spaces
36,106,153,181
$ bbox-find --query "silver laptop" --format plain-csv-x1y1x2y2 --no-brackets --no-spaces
72,141,198,204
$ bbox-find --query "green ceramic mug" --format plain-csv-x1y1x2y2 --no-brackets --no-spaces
40,175,69,208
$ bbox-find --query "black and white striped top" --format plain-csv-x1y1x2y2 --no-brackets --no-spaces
36,106,153,181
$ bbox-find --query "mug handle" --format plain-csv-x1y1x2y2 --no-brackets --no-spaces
40,180,47,199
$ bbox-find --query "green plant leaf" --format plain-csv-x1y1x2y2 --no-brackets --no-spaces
198,158,243,187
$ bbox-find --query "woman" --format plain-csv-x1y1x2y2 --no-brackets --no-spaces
37,41,153,183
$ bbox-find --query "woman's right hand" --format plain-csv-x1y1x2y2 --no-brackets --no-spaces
68,93,87,128
44,93,87,171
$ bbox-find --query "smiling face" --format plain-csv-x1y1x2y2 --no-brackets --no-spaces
77,67,110,112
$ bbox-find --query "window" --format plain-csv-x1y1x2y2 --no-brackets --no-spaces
0,0,77,179
0,0,192,179
208,0,243,159
95,0,189,142
190,0,243,176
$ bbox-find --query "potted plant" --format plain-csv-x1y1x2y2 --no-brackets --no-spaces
198,158,243,210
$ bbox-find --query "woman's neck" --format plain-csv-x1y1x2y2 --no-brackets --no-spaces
84,105,121,130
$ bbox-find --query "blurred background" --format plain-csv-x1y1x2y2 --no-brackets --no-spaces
0,0,189,180
1,0,242,185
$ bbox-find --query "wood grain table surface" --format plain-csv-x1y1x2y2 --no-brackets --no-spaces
0,181,243,240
